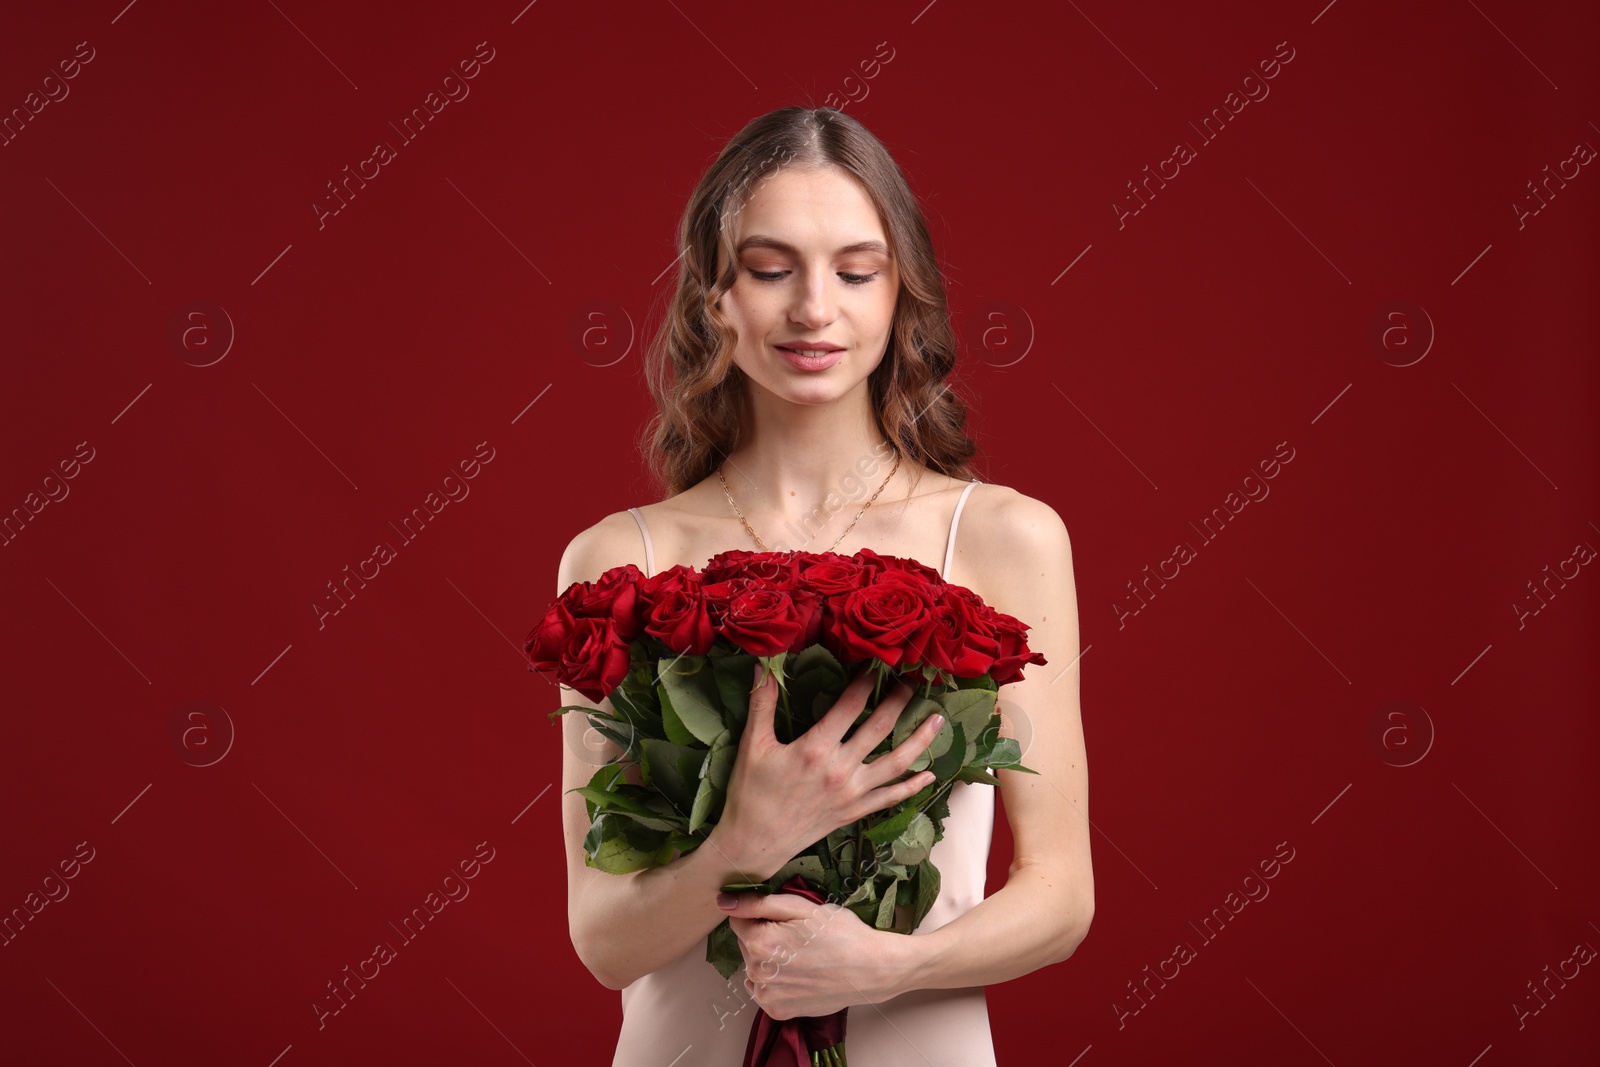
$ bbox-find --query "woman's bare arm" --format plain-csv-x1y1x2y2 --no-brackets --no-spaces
874,490,1095,992
556,515,763,990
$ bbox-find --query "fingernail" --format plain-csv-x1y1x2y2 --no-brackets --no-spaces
716,892,738,909
930,714,945,729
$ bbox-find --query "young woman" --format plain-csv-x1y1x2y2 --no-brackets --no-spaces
555,106,1092,1065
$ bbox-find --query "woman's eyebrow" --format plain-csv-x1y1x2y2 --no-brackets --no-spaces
735,235,889,256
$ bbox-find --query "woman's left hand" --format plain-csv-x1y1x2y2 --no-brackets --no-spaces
719,890,913,1020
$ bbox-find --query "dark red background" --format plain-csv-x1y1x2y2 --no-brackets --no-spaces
3,1,1597,1064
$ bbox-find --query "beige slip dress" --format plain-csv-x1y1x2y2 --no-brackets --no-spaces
609,478,996,1066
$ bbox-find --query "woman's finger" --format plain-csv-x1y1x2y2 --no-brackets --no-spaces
743,662,778,745
810,666,878,746
851,767,937,823
842,679,916,762
720,890,816,922
869,710,945,786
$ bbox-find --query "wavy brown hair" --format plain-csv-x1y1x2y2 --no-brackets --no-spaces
638,106,978,500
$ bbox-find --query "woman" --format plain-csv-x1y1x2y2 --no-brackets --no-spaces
555,106,1092,1065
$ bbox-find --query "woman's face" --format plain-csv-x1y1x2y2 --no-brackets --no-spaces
717,163,899,406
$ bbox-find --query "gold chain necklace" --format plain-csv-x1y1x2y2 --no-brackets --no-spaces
716,448,902,552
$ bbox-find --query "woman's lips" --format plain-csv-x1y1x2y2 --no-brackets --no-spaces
776,345,844,371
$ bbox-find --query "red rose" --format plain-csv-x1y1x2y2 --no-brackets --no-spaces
912,595,1003,678
850,546,944,587
704,578,821,657
523,600,576,678
638,564,715,656
986,608,1048,685
701,549,766,581
553,616,632,703
703,550,805,587
562,563,648,641
795,555,869,598
827,574,937,668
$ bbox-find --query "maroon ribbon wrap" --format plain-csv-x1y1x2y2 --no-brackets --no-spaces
740,875,848,1067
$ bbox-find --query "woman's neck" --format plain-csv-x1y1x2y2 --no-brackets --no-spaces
715,390,908,533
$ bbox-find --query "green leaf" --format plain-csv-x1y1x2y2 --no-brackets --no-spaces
981,735,1017,765
577,764,626,823
617,809,688,832
608,686,665,750
657,685,696,746
891,812,935,866
841,877,876,907
709,652,759,733
703,728,735,791
772,854,826,887
760,652,789,686
875,881,898,929
658,656,728,746
571,774,690,829
640,738,705,817
585,718,637,755
954,672,997,693
792,644,846,680
889,695,948,775
570,782,646,813
792,647,849,735
931,723,966,783
863,805,919,844
689,774,722,833
984,737,1040,774
896,878,915,907
586,814,674,874
972,714,1000,752
912,858,942,928
569,787,682,830
548,703,601,720
937,687,996,741
706,917,743,980
891,695,944,748
846,898,879,926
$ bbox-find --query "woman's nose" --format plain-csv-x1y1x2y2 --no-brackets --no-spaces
790,268,836,328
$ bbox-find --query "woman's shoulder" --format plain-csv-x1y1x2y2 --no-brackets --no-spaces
959,481,1074,581
556,507,655,589
964,480,1068,540
561,476,736,592
950,482,1077,638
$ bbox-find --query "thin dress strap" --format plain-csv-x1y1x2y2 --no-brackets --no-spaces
941,478,981,580
626,507,654,578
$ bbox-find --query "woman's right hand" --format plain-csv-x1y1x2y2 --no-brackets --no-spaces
709,663,945,882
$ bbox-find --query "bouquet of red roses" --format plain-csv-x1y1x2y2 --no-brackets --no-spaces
524,547,1043,1067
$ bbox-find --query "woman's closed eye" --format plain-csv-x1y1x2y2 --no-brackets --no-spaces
746,269,880,285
